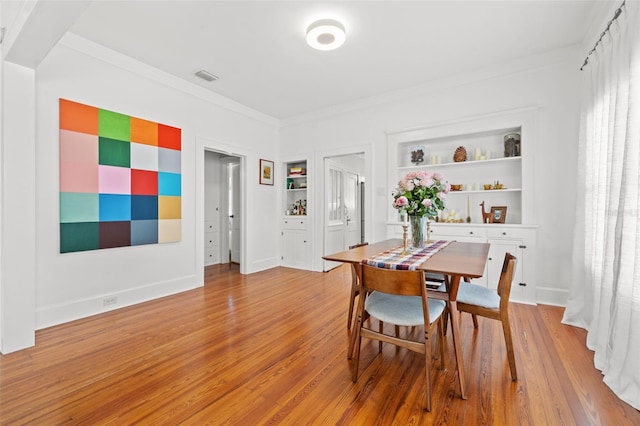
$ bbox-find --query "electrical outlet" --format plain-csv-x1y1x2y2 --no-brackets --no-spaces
103,296,118,306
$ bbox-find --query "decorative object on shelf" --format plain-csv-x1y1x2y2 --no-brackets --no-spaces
480,201,492,223
288,166,306,176
392,171,448,248
441,209,463,223
291,199,307,215
466,195,471,223
490,206,507,223
260,159,274,185
287,178,294,189
475,148,492,161
453,146,467,162
483,181,505,190
504,133,521,157
450,184,462,191
410,145,425,165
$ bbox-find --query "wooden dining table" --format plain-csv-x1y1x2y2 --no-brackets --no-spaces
322,238,490,400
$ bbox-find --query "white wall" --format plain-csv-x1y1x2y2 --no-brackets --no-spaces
280,47,583,306
32,38,280,330
1,61,37,352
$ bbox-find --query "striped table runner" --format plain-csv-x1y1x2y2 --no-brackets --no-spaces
362,240,451,270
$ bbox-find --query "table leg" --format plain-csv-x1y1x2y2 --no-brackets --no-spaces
447,276,467,400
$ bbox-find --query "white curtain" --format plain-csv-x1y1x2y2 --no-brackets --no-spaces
562,1,640,410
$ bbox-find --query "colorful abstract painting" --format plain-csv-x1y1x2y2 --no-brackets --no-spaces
59,99,181,253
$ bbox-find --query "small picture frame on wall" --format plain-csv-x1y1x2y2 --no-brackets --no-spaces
259,159,274,185
490,206,507,223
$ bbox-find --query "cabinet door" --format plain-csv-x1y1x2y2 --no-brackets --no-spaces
282,229,310,269
486,239,523,293
430,227,488,286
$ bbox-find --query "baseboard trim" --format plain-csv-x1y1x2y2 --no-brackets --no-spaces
35,275,199,329
536,286,568,307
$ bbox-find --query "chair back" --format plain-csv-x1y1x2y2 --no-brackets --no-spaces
497,253,517,309
361,264,426,298
349,242,368,250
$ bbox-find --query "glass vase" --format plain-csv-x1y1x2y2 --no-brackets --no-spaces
409,215,427,248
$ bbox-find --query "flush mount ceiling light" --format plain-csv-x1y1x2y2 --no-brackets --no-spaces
306,19,346,51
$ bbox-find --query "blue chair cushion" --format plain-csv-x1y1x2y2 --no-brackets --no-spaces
456,282,500,309
365,291,446,326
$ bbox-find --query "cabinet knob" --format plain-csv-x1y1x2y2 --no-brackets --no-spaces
518,282,527,287
469,231,474,235
502,232,507,235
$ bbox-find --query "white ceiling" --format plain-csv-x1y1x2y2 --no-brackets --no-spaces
63,1,602,120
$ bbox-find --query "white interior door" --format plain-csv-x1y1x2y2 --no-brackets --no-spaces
323,160,362,271
229,162,241,263
324,160,344,271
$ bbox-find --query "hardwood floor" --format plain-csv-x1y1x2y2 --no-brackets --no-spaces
1,264,638,425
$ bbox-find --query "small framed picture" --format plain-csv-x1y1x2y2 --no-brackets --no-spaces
490,206,507,223
259,159,274,185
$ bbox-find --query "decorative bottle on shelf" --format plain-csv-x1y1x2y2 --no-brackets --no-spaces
504,133,521,157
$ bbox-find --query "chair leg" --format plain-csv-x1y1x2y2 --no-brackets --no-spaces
442,308,449,336
424,338,432,412
379,321,384,352
351,315,364,382
347,288,358,330
437,319,445,370
471,313,479,328
501,313,518,381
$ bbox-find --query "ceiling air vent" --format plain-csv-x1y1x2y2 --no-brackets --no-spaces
195,70,218,82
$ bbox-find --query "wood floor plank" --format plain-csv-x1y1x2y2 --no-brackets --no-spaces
1,263,639,425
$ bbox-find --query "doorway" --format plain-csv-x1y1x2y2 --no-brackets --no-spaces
204,150,241,267
323,153,365,271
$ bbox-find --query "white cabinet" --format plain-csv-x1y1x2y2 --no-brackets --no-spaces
429,223,536,304
386,108,539,303
204,220,219,266
283,160,308,216
281,218,311,270
387,108,537,226
281,160,311,270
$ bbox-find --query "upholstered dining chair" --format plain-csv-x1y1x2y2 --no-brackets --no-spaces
456,252,518,380
346,242,368,331
352,264,447,412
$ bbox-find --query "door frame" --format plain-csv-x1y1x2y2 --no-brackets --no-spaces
196,136,248,283
316,143,373,272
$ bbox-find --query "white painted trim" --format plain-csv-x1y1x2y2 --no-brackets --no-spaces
196,136,250,277
314,143,374,272
536,286,568,307
36,275,198,329
385,105,540,137
59,32,280,127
